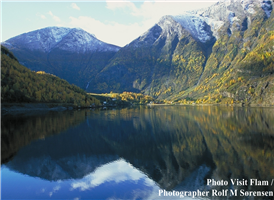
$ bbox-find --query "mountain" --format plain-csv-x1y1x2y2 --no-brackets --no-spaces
90,0,274,104
3,26,120,54
185,0,274,104
2,27,121,89
3,0,274,104
90,15,212,98
1,45,100,106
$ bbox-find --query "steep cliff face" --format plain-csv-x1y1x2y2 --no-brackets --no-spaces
3,0,273,104
89,0,273,103
90,16,209,99
186,0,274,105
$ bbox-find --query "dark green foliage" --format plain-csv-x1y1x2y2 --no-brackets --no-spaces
90,28,207,100
1,45,18,62
3,47,117,90
1,46,100,106
2,6,274,105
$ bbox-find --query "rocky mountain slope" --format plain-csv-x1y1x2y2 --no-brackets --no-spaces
3,0,274,104
90,0,274,104
3,27,120,54
90,15,211,98
186,0,274,104
2,27,120,89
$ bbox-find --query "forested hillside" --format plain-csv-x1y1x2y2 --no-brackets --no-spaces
2,0,274,105
177,3,274,105
1,45,100,106
87,0,274,105
89,16,210,99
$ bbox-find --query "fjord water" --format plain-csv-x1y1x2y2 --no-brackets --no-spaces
1,106,274,199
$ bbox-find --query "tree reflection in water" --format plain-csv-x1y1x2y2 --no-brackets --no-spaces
2,106,274,199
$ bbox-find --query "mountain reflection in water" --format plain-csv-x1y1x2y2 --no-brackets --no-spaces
1,106,274,199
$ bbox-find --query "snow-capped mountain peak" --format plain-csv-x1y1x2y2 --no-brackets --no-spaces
129,15,185,48
4,27,120,53
171,0,273,42
172,13,214,43
45,27,71,43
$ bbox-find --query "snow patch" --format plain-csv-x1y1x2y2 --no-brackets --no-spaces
173,13,213,43
50,27,71,43
240,0,273,17
130,23,163,48
57,28,120,53
228,12,240,25
204,18,224,38
225,0,234,6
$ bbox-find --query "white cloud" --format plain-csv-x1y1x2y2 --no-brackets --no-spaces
132,2,201,19
71,3,80,10
70,1,217,47
69,16,154,47
107,1,216,20
106,0,138,12
71,159,148,191
36,13,46,19
48,11,61,22
48,185,61,197
69,159,195,200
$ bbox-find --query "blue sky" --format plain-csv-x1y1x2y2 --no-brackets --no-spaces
1,1,217,47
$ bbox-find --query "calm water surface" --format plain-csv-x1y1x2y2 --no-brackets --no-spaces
1,106,274,199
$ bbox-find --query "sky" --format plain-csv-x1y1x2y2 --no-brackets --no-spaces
1,0,218,47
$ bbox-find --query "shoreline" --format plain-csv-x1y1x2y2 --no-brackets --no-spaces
1,102,135,116
1,103,98,116
2,102,274,116
147,103,274,108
